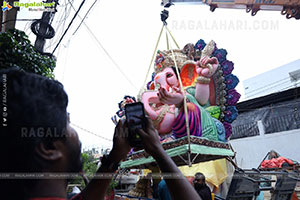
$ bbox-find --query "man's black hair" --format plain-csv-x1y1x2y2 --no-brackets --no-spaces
195,172,205,181
0,68,69,199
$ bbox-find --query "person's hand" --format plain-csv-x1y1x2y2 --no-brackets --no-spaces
109,120,131,162
157,87,184,106
136,117,164,157
196,56,218,78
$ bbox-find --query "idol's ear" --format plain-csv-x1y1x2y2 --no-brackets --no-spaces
180,61,198,88
149,82,155,90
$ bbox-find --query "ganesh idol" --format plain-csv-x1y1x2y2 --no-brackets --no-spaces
141,40,230,142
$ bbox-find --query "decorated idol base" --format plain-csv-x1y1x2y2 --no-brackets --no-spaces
121,136,234,169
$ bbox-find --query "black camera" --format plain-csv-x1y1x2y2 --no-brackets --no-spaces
125,102,146,149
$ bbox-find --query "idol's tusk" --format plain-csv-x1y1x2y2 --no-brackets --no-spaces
207,64,213,76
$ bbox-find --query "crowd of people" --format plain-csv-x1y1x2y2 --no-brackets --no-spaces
0,68,214,200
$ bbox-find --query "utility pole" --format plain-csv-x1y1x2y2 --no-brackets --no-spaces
0,0,3,32
1,0,19,32
31,0,59,54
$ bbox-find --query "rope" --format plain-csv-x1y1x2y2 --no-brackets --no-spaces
166,26,180,49
167,26,192,167
138,24,165,98
137,20,190,165
166,31,169,50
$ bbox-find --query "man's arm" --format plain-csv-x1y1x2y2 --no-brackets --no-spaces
137,117,202,200
79,121,131,200
79,117,201,200
152,149,202,200
80,171,89,186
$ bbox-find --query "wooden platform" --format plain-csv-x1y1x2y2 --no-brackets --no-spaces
121,136,234,169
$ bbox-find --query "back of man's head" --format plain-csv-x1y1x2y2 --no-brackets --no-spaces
0,68,69,199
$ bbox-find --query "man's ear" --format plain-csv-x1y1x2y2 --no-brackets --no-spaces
35,140,64,161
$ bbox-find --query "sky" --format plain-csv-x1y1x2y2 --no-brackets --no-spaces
15,0,300,150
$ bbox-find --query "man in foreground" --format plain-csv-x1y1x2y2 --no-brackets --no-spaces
0,68,201,200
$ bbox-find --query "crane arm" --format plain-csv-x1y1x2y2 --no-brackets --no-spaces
203,0,300,19
167,0,300,19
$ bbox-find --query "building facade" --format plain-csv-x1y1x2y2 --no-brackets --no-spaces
243,59,300,100
229,86,300,168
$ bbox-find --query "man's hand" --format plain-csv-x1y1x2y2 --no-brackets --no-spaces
109,120,131,162
136,117,164,157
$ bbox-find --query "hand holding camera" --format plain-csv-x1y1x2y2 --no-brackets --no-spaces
111,102,164,163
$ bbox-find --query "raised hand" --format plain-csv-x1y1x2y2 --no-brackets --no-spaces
110,120,131,162
196,56,219,78
136,117,164,157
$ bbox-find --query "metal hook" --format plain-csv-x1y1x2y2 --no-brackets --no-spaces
161,9,169,25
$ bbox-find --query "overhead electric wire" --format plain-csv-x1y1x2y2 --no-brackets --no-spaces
72,0,98,36
60,41,70,82
52,0,86,55
67,0,138,91
25,21,34,36
71,123,112,142
45,0,74,51
1,18,38,25
50,0,81,53
46,0,74,53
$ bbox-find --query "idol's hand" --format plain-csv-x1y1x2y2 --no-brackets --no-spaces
196,56,218,78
